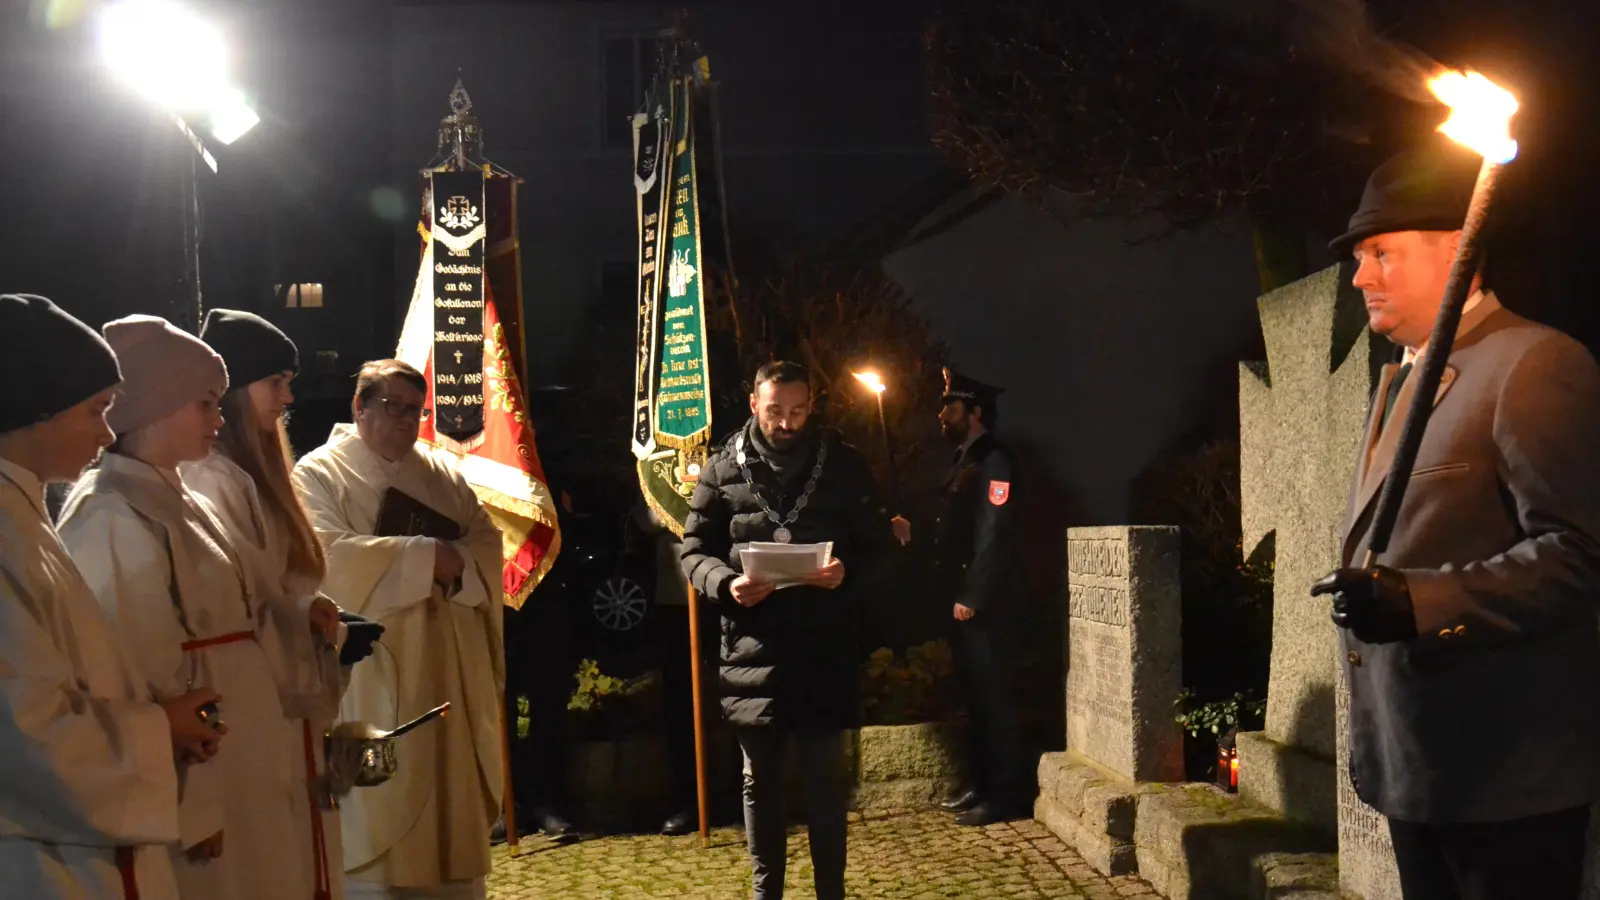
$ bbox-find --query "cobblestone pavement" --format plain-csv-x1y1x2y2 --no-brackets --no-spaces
488,810,1161,899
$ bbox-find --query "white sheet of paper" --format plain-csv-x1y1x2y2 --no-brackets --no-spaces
739,541,834,589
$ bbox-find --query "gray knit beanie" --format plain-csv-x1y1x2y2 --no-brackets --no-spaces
101,315,229,436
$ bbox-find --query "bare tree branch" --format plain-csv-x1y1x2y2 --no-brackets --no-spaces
925,0,1381,234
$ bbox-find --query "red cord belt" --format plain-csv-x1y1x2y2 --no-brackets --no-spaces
180,631,254,652
116,846,138,899
117,633,253,896
302,721,332,899
176,630,330,897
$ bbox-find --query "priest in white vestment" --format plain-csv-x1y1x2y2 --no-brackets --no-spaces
292,359,505,900
0,295,222,900
60,315,310,900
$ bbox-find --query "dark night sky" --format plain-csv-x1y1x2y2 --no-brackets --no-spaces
0,0,945,379
4,0,1600,371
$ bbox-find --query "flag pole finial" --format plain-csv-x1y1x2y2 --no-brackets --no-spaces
438,77,482,170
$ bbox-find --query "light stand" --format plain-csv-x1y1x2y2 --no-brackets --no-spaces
98,0,259,332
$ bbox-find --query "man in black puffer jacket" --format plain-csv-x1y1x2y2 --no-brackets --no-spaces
681,360,893,900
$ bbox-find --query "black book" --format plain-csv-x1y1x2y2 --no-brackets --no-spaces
374,488,462,542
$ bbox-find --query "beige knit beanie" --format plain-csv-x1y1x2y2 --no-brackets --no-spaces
101,315,229,436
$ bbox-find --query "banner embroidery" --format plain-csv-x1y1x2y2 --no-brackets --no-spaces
631,83,676,459
651,77,712,449
430,170,487,441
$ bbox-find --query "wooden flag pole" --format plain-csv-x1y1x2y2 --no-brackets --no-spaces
500,707,519,846
687,587,711,846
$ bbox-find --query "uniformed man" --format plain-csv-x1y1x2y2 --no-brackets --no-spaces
1311,143,1600,900
893,367,1025,826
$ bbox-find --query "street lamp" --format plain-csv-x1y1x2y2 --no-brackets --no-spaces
97,0,261,331
853,370,897,502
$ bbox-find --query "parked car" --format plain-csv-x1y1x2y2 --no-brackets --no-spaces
538,491,661,677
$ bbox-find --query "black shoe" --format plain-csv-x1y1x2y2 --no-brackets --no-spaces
954,801,1025,827
531,805,577,839
490,813,507,846
661,810,697,836
940,789,982,813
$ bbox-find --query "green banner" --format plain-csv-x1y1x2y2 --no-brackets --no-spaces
651,77,712,450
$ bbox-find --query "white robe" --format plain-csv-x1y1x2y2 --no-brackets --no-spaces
182,450,347,900
0,457,181,900
58,453,305,900
291,425,504,894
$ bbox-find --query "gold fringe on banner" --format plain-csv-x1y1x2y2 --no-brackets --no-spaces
652,427,711,452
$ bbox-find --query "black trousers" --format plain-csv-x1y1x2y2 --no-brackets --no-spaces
505,599,578,813
1387,805,1590,900
660,603,715,810
736,727,849,900
952,619,1024,804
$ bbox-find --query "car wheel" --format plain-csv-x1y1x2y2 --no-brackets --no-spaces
592,575,649,633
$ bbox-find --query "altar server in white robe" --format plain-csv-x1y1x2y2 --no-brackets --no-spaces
183,308,366,900
0,294,224,900
291,359,505,900
58,315,311,900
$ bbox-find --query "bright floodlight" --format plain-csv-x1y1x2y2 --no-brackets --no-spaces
99,0,227,112
99,0,258,145
208,87,260,145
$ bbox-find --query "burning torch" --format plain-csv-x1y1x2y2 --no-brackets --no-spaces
853,370,898,505
1362,70,1519,564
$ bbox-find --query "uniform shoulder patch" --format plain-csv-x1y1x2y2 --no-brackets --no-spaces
988,480,1011,506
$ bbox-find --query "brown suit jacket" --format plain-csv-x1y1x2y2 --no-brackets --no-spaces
1339,293,1600,823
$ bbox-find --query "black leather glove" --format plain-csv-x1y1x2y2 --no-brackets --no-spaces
1310,565,1417,644
338,611,385,666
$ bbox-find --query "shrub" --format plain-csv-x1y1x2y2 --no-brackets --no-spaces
860,640,960,726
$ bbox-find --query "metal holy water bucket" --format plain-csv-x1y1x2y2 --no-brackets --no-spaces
325,702,451,793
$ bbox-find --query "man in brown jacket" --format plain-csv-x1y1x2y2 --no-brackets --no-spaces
1311,142,1600,899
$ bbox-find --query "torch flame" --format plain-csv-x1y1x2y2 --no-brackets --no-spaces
1428,70,1519,164
853,371,886,395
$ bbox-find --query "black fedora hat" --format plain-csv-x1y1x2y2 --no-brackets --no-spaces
1329,142,1482,255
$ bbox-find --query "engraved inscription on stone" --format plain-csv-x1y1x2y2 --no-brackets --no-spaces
1064,526,1181,783
1066,535,1134,777
1335,647,1402,900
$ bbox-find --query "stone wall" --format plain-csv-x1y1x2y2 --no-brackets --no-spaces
851,722,965,811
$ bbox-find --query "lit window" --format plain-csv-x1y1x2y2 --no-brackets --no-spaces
278,283,325,309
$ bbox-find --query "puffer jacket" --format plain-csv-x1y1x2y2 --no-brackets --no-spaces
680,420,893,730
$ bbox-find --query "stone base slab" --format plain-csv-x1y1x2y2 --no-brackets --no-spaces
1133,783,1335,900
1254,852,1342,900
1034,750,1164,876
1235,730,1337,832
1035,793,1138,875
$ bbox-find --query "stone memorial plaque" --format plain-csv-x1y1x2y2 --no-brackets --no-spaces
1335,658,1402,900
1064,526,1182,783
